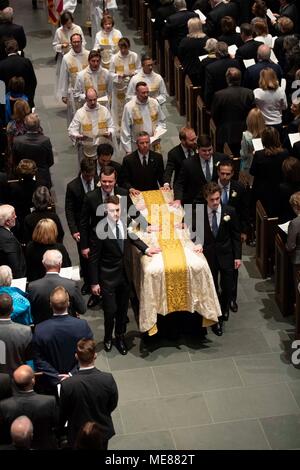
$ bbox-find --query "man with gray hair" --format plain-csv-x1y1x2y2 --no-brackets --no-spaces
0,7,26,59
243,44,283,90
162,0,198,55
0,205,26,279
27,249,86,324
211,67,255,153
13,113,54,188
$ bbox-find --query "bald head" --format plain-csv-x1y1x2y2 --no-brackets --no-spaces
257,44,271,61
13,365,34,391
10,416,33,449
50,286,69,314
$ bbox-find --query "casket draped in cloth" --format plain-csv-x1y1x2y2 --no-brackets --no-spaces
130,190,222,333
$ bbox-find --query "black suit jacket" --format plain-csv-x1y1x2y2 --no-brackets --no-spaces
162,9,198,55
204,57,241,108
27,273,86,324
13,133,54,188
0,374,11,401
65,175,99,236
243,60,283,90
0,390,58,449
0,54,37,107
164,144,190,185
174,153,227,204
203,204,241,270
227,180,250,234
0,22,27,59
89,220,148,287
211,85,255,149
204,1,238,37
33,315,93,386
236,39,263,68
60,367,118,447
121,150,164,192
79,186,128,250
0,226,26,278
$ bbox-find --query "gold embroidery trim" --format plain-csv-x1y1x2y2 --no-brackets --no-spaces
142,190,188,312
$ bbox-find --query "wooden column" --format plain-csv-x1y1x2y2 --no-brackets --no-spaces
255,200,278,279
275,230,294,317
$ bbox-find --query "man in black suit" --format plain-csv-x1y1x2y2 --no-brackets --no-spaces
200,182,241,323
60,339,118,448
0,293,32,375
0,365,58,449
217,159,249,312
235,23,263,68
13,113,54,188
243,44,283,90
0,7,26,60
173,134,226,205
0,205,26,278
204,41,241,108
89,195,161,354
121,131,164,196
163,126,197,188
204,0,238,37
27,249,86,324
0,373,11,400
32,286,93,390
211,67,255,154
162,0,198,55
65,158,98,295
0,38,36,108
95,142,122,182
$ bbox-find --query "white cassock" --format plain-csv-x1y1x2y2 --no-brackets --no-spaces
73,65,112,107
89,0,118,44
93,28,123,69
126,71,168,106
120,97,166,154
109,50,141,133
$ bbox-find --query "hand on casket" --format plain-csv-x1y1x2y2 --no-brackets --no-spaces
193,244,203,254
145,246,161,257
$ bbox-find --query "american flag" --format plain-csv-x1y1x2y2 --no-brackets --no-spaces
47,0,63,25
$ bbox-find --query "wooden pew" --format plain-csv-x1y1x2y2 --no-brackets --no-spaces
185,75,201,129
255,200,278,279
210,118,217,151
139,0,149,44
174,57,185,116
275,229,294,317
147,8,156,59
132,0,140,29
164,40,175,96
196,94,209,135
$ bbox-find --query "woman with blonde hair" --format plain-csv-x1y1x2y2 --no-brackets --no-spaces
25,218,71,282
250,126,289,216
240,107,266,184
178,17,208,87
254,68,287,131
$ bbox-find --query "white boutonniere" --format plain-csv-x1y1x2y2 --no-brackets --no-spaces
215,161,220,167
231,190,237,198
223,215,231,222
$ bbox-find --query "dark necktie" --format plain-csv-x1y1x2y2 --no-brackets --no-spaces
86,181,92,193
187,149,191,158
143,155,147,167
211,210,218,238
115,221,124,252
222,186,228,205
205,160,211,182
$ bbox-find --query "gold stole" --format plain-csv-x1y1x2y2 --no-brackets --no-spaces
131,99,158,138
66,53,88,88
83,70,107,96
81,107,109,137
142,190,188,312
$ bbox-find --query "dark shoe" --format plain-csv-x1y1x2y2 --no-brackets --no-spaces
81,283,90,296
87,295,100,308
104,339,112,352
211,322,223,336
222,310,230,322
115,336,128,355
229,300,238,312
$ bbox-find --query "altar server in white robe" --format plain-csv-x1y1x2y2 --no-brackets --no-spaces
93,14,122,70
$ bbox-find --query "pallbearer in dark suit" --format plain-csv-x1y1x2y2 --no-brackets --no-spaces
217,159,249,313
201,182,242,324
95,143,122,182
60,339,118,449
121,131,164,198
88,195,161,355
65,158,98,295
163,126,197,188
